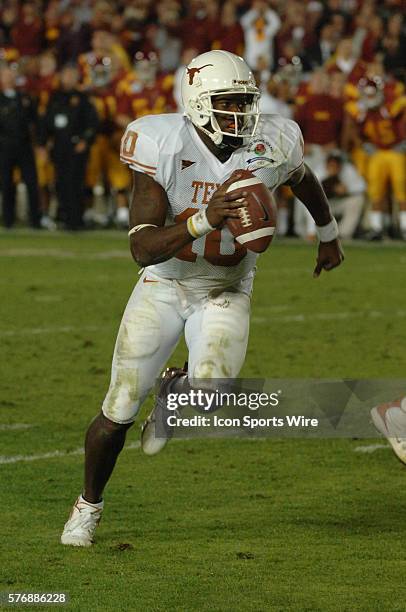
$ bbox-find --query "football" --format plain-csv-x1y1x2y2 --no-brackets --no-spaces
225,169,277,253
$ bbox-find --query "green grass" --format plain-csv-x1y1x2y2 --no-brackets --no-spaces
1,231,406,611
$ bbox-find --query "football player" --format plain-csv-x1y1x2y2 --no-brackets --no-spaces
325,37,366,85
32,53,59,230
79,31,131,227
61,51,343,547
115,51,176,125
344,77,406,239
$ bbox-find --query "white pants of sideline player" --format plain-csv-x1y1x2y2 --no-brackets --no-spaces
101,270,251,424
295,194,364,239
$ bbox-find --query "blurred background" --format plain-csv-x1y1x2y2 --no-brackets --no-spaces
0,0,404,240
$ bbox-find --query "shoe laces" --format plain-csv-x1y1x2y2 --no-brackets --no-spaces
70,504,102,531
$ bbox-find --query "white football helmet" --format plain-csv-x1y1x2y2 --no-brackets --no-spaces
358,77,384,110
181,50,260,146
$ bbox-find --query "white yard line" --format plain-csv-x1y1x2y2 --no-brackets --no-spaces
1,230,405,245
353,444,390,453
2,308,406,338
0,447,84,464
0,423,35,431
0,441,140,465
0,249,129,259
0,439,391,464
1,247,405,266
0,325,102,337
252,309,406,324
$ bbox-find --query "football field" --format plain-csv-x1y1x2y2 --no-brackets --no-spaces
1,231,406,611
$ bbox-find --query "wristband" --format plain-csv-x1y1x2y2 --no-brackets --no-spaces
128,223,158,237
186,209,214,238
316,218,339,242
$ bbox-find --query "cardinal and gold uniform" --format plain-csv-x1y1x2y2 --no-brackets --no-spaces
346,96,406,205
86,89,131,191
344,78,405,180
116,72,175,120
326,59,366,85
295,93,343,146
78,53,130,191
344,79,404,105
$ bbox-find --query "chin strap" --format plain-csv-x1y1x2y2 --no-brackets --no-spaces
196,125,246,151
196,124,224,146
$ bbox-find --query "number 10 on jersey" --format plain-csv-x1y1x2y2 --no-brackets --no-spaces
175,208,247,266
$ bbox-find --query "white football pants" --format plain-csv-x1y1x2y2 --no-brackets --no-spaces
102,271,251,423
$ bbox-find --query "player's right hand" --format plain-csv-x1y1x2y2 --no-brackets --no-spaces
206,174,247,228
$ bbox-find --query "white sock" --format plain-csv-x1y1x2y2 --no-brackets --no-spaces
116,207,129,223
277,208,289,236
79,494,104,509
399,211,406,232
369,211,383,232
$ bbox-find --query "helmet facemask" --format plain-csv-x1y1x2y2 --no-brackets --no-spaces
358,77,385,110
191,90,260,146
363,84,384,109
134,51,159,86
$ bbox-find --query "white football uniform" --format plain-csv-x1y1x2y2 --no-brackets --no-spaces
120,113,303,291
102,113,304,424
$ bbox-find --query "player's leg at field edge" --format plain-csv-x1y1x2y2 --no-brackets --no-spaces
83,412,133,504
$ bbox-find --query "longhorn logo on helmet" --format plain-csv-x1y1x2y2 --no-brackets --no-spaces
186,64,214,85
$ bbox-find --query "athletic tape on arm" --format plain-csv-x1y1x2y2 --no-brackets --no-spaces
128,224,158,237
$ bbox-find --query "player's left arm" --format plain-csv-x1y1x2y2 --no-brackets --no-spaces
285,162,344,277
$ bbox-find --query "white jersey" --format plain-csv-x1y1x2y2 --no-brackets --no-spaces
120,113,304,291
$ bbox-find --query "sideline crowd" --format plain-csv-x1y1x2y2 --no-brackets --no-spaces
0,0,405,240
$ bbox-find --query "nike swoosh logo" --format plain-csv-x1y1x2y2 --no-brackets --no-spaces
253,193,269,222
143,278,159,283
